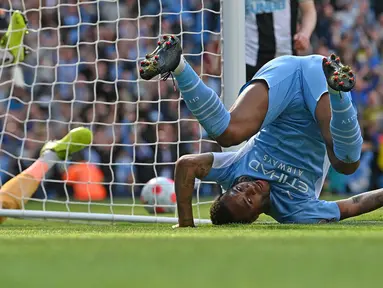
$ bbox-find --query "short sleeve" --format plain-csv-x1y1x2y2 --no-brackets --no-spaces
202,152,238,190
299,199,341,223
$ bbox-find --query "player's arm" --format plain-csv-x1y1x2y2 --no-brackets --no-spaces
174,153,213,227
315,93,360,175
336,189,383,220
295,0,317,52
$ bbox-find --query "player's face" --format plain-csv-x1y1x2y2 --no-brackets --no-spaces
225,179,271,223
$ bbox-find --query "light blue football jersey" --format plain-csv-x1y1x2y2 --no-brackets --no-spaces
204,55,340,223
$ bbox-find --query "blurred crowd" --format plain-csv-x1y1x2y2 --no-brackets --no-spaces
0,0,382,200
312,0,383,195
0,0,222,200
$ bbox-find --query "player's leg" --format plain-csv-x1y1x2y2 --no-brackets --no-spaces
139,35,271,148
302,54,362,174
173,58,269,147
0,10,28,64
322,54,362,164
0,127,92,223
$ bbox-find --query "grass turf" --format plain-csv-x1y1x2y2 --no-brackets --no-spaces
1,200,383,288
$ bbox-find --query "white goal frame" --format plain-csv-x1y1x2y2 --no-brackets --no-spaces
0,0,245,224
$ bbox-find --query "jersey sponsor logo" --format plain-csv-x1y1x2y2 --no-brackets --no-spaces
248,153,309,193
262,154,304,177
246,0,286,15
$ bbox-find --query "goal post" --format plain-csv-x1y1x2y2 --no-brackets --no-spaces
0,0,244,224
221,0,246,110
221,0,246,152
0,209,212,224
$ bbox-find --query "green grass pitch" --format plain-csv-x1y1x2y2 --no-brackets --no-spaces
1,200,383,288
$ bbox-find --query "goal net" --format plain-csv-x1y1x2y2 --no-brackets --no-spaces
0,0,226,224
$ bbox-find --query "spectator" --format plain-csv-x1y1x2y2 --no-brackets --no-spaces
245,0,317,81
312,0,383,194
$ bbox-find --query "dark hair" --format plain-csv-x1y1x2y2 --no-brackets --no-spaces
210,192,255,225
210,194,235,225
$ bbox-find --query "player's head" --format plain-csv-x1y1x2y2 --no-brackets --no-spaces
210,176,271,225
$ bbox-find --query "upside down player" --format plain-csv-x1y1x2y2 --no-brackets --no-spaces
141,35,383,226
0,11,92,223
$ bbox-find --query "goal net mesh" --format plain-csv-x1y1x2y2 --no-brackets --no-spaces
0,0,222,222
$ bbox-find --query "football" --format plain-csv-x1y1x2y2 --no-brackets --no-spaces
140,177,177,214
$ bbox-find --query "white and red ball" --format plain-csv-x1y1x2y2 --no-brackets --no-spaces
140,177,177,214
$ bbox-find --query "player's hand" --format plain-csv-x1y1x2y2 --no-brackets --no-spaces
172,223,195,229
294,32,310,52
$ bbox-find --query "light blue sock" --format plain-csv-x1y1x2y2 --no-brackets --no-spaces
174,61,230,138
329,88,363,163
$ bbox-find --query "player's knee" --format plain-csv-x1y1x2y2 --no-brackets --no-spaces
216,137,231,148
216,126,242,147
